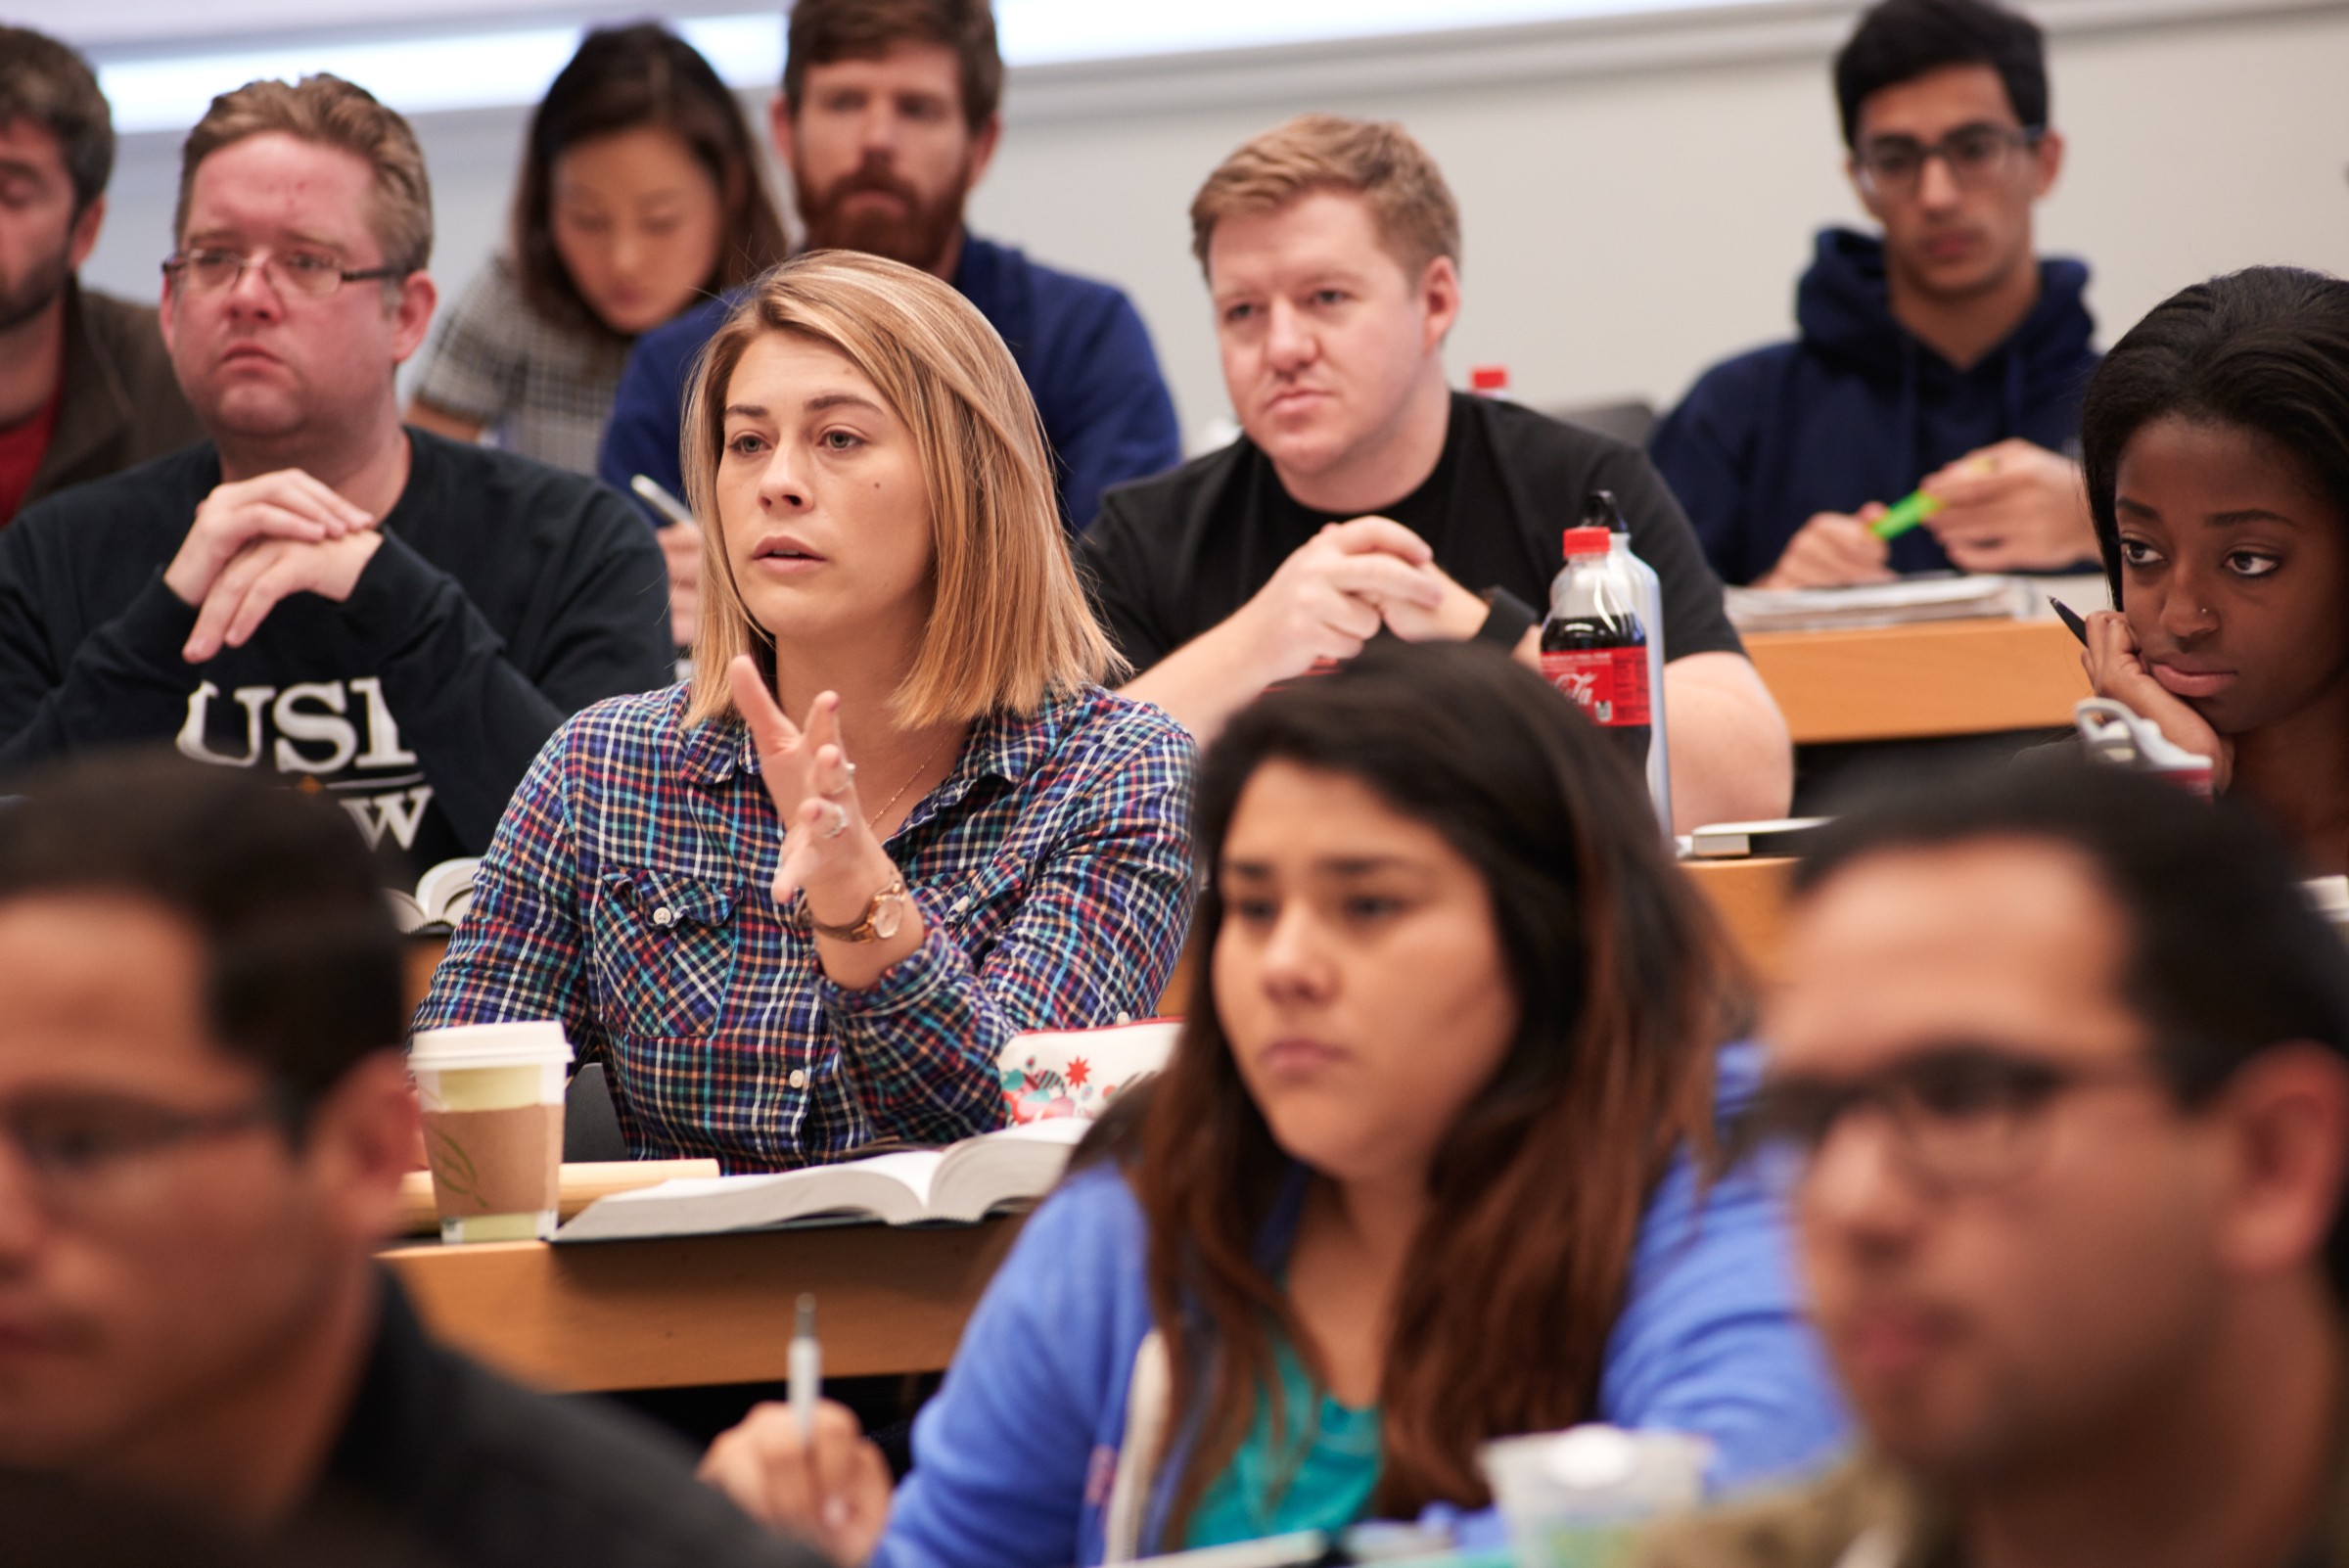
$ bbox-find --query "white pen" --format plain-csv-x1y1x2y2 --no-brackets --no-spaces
628,473,696,530
790,1292,821,1443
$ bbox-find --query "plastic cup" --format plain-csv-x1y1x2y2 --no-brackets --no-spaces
409,1022,574,1243
1481,1425,1712,1568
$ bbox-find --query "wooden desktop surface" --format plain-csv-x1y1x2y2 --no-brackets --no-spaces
1745,618,2088,745
384,1217,1023,1393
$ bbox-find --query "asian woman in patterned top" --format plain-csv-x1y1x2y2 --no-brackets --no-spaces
405,23,787,476
415,251,1196,1171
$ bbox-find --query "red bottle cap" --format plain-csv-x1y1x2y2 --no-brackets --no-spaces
1469,365,1509,392
1561,526,1612,556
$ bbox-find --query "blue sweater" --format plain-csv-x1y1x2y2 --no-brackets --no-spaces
1650,228,2100,585
597,234,1181,533
876,1044,1847,1568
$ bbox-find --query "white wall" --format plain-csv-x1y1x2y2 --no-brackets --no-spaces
77,1,2349,444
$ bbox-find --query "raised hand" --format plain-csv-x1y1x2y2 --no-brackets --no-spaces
726,656,906,933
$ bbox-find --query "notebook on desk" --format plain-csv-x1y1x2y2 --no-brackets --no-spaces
1725,576,2030,633
553,1119,1090,1243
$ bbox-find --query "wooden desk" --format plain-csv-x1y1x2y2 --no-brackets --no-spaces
1745,619,2088,745
386,863,1792,1396
384,1217,1022,1393
1685,857,1794,981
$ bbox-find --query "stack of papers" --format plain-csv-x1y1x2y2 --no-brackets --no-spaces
1725,576,2031,634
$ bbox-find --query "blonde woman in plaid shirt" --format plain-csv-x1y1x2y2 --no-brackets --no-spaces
417,252,1195,1170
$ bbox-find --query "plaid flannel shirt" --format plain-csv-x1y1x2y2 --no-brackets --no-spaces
414,682,1195,1170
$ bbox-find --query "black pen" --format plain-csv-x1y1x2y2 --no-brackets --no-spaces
2050,597,2090,647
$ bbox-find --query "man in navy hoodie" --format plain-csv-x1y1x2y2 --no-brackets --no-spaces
1651,0,2101,587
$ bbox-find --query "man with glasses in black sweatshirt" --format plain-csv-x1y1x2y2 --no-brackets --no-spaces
0,74,671,885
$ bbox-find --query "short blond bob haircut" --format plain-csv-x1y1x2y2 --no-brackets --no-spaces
1189,114,1460,282
176,74,433,277
680,251,1119,729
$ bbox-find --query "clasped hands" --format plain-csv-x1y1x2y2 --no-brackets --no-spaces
1760,438,2096,588
726,656,908,934
1235,516,1489,682
163,469,387,663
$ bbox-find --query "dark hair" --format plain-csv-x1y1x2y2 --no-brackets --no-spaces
1120,642,1738,1528
513,23,791,336
1832,0,2049,149
0,25,114,214
2080,265,2349,606
0,752,405,1114
1794,760,2349,1296
784,0,1003,133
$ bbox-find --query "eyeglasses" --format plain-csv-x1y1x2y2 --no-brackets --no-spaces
1855,124,2043,201
1723,1044,2162,1195
0,1090,290,1220
161,248,402,300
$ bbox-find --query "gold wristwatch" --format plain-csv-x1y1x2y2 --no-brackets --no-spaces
808,874,911,944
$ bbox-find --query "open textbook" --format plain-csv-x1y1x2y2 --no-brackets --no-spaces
554,1118,1089,1243
387,856,480,936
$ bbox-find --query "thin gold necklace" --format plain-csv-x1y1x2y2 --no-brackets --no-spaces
867,729,953,828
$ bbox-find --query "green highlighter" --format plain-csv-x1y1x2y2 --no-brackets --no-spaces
1869,488,1944,541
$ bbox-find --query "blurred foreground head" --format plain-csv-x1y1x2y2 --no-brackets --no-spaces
1754,761,2349,1480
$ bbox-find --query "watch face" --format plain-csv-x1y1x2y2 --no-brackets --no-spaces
871,892,905,941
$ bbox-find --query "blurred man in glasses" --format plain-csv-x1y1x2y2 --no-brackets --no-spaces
0,74,671,888
0,752,819,1567
1652,0,2101,588
1646,762,2349,1568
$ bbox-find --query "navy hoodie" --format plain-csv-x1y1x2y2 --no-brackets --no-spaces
1650,228,2099,585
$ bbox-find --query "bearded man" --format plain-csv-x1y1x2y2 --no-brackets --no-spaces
599,0,1180,546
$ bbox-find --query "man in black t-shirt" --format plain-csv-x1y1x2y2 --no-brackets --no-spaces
0,76,671,884
1082,115,1791,830
0,756,819,1568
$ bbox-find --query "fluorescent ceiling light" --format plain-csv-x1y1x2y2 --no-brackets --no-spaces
97,17,783,135
95,1,1773,134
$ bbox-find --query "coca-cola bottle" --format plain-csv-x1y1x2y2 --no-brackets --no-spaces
1592,490,1673,827
1541,513,1667,828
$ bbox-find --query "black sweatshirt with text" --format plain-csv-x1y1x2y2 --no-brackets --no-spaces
0,431,674,881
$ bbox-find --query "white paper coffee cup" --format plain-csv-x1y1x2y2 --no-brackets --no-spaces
409,1022,574,1244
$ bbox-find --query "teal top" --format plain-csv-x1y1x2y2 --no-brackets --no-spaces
1184,1339,1383,1548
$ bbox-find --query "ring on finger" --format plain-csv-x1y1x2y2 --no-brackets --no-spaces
821,801,851,840
823,761,857,799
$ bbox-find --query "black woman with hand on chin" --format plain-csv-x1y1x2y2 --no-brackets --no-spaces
2077,266,2349,874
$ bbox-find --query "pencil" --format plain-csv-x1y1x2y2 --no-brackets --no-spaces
790,1293,820,1442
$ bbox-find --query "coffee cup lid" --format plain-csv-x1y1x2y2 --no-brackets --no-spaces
408,1020,574,1069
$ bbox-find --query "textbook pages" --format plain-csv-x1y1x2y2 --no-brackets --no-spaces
387,856,480,935
554,1119,1089,1243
